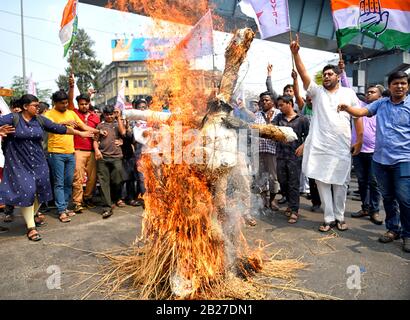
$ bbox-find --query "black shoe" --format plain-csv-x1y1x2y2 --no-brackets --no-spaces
370,212,383,225
278,196,287,204
83,199,96,209
102,208,114,219
351,210,368,218
379,231,400,243
403,238,410,253
3,214,13,223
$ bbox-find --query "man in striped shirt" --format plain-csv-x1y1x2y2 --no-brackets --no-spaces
253,91,281,211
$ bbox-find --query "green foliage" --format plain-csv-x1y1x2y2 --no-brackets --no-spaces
56,28,103,93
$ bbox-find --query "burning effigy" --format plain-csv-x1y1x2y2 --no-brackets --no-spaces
99,1,305,300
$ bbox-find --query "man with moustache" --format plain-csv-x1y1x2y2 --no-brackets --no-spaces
290,34,363,232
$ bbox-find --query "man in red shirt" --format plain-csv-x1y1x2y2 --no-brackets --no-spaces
68,77,102,212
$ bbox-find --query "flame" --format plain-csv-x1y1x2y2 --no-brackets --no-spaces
107,0,257,299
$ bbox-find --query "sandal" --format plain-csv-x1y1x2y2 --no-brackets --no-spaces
288,212,299,224
244,214,257,227
65,209,76,217
284,207,292,217
319,221,335,232
102,208,114,219
59,213,71,223
27,227,42,241
128,199,139,207
116,200,126,207
336,220,348,231
34,213,46,226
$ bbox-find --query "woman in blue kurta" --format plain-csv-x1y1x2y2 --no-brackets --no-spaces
0,94,93,241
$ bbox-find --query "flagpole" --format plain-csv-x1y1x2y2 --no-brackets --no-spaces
20,0,27,93
286,0,295,70
289,31,295,70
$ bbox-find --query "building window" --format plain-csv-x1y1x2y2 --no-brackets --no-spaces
133,80,138,88
138,80,143,87
125,80,129,88
144,80,148,87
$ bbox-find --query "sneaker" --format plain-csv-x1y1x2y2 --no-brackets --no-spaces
351,210,368,218
403,238,410,253
73,204,84,214
378,231,400,243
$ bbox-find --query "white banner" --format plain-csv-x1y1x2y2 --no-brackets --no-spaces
28,73,37,96
239,0,290,39
115,78,126,111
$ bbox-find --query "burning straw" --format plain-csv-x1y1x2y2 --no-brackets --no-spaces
99,0,304,300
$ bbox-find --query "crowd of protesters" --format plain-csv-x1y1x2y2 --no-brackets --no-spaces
0,37,409,253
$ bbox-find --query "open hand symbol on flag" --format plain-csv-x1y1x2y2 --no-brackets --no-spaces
359,0,389,37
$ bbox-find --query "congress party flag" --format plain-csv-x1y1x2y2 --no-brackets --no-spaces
59,0,79,57
331,0,410,50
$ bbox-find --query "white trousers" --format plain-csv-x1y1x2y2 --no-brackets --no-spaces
315,180,348,223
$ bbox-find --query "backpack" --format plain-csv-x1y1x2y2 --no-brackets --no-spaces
12,112,46,130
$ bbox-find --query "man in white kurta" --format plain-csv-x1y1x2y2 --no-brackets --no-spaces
290,35,363,232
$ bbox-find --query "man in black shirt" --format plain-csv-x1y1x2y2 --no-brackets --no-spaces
272,95,309,223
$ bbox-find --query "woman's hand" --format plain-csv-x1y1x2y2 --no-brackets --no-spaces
0,125,15,137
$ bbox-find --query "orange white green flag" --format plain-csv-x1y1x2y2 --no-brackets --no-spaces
330,0,410,50
59,0,78,57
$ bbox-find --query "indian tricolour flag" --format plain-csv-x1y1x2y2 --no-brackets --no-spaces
59,0,78,57
331,0,410,50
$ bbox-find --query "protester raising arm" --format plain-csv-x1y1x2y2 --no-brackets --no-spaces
290,34,311,90
68,73,75,111
291,69,305,111
265,63,279,101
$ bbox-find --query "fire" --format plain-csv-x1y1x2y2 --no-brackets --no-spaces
106,0,262,299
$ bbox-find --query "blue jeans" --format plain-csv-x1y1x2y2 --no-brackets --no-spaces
353,153,381,214
374,161,410,239
48,153,75,214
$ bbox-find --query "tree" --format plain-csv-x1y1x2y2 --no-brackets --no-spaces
56,28,103,93
8,76,52,103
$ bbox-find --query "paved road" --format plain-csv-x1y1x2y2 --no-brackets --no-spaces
0,190,409,300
